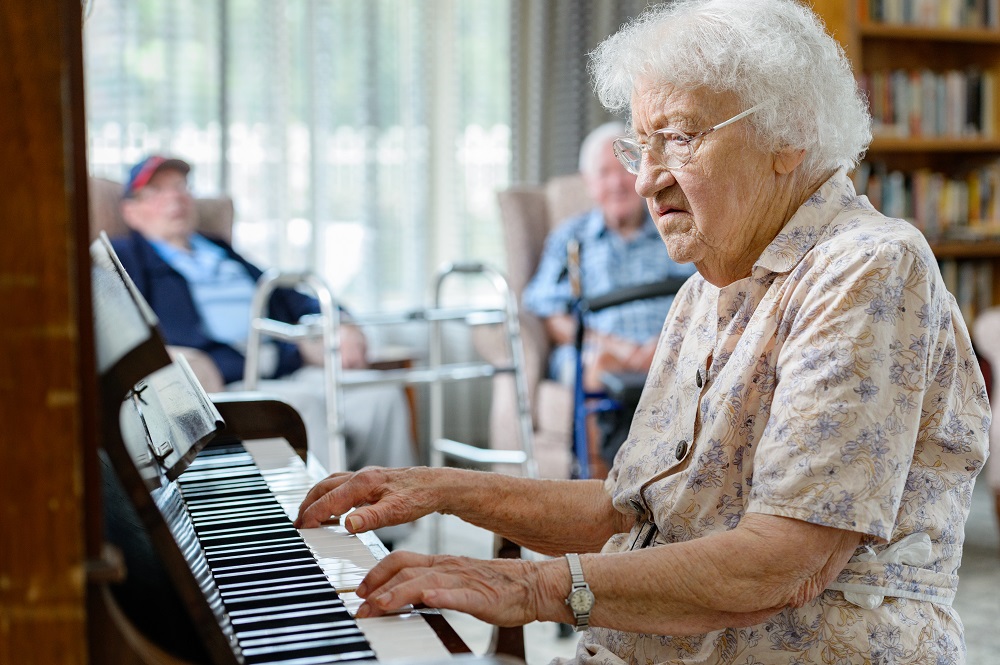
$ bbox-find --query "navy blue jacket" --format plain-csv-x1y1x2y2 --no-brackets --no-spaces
110,230,318,384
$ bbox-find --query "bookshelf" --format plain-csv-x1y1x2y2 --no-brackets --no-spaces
812,0,1000,324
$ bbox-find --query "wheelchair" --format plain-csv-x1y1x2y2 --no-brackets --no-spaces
569,276,690,479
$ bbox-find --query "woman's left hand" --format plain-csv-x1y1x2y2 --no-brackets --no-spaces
355,551,561,627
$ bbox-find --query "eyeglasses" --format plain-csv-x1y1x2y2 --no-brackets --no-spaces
612,103,765,175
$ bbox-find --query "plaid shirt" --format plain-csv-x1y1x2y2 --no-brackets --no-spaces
522,207,696,343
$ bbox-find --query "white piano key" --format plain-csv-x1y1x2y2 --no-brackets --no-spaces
339,593,451,661
356,614,452,661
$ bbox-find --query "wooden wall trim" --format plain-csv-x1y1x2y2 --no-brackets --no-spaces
0,1,93,663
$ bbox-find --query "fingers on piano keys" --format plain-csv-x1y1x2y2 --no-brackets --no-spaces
180,440,452,662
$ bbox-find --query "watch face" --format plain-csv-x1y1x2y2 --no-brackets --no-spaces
569,588,595,613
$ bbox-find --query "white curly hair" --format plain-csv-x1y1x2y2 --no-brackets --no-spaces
578,121,628,175
589,0,872,177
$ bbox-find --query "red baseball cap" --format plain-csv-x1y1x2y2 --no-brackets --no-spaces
123,155,191,198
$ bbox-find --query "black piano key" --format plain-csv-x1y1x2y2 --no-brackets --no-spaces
205,546,307,566
211,552,317,572
196,527,301,548
224,589,343,613
220,579,334,602
237,630,374,664
181,482,265,497
180,474,270,488
188,505,285,522
183,482,274,498
246,655,375,665
203,537,305,558
187,500,279,515
241,636,374,664
180,472,261,486
179,472,270,486
190,505,289,521
229,598,350,626
192,515,292,533
179,467,262,481
195,520,298,536
193,520,298,539
214,564,325,585
236,619,361,640
232,614,356,636
216,573,330,595
240,625,367,649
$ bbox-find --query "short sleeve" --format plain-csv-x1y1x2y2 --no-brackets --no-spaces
746,240,952,541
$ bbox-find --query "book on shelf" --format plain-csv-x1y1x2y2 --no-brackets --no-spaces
861,68,994,139
851,161,1000,240
957,260,978,324
977,260,994,315
941,258,960,298
862,0,999,28
933,258,993,327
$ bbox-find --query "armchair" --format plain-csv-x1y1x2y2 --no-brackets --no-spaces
481,174,593,479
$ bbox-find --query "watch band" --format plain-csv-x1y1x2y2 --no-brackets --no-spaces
567,552,586,586
565,553,594,631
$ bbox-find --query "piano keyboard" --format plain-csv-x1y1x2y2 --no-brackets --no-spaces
178,439,452,663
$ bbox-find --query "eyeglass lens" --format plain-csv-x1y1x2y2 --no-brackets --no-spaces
614,131,692,175
614,103,763,175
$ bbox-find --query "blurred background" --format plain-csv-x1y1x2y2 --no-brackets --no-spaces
82,0,648,312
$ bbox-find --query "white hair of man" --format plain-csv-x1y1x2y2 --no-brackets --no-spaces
578,121,628,175
589,0,872,177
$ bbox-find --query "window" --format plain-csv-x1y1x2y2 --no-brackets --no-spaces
85,0,511,312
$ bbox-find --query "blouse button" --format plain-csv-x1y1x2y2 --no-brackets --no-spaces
696,369,703,388
675,440,688,460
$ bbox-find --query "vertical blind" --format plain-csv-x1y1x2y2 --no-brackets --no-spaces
84,0,511,313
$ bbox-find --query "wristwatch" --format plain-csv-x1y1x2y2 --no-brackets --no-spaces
564,553,595,631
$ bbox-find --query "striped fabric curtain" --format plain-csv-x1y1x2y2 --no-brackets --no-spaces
509,0,647,185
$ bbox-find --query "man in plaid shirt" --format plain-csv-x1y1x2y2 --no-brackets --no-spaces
523,122,696,392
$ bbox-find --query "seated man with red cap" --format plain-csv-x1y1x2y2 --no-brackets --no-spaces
111,156,416,489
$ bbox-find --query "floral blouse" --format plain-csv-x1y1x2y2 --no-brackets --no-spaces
565,170,990,665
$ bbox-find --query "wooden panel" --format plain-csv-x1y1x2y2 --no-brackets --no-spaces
860,24,1000,43
0,1,93,664
930,240,1000,259
862,37,1000,70
809,0,860,66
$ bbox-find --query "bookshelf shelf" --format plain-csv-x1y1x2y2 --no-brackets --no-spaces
859,24,1000,43
929,239,1000,258
870,137,1000,151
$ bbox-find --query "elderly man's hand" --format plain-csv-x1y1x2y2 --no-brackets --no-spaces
354,551,556,627
294,466,444,532
296,323,368,369
582,334,657,392
338,324,368,368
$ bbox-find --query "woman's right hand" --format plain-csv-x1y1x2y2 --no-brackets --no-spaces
293,466,445,532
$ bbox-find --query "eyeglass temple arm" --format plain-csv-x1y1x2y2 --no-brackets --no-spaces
709,102,766,134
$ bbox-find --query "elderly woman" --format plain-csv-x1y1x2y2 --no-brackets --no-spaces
296,0,990,662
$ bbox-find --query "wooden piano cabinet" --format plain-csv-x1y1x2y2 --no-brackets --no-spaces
0,1,95,664
88,587,192,665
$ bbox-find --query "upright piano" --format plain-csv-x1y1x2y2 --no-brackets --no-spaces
89,234,484,664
